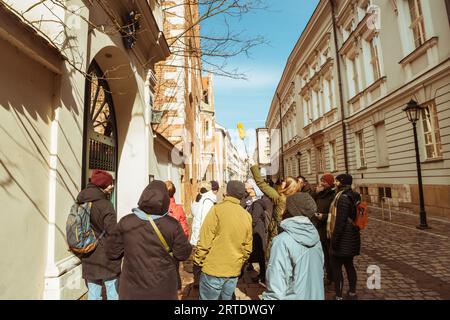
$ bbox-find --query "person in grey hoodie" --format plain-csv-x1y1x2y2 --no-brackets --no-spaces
262,192,324,300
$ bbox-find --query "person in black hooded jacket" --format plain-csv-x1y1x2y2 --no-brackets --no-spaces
106,180,192,300
311,173,336,286
76,170,121,300
328,173,361,300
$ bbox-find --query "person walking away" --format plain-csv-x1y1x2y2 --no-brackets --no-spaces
191,187,208,221
250,163,299,260
244,179,272,284
76,170,121,300
194,181,252,300
262,192,324,300
190,181,219,288
311,173,336,286
297,176,314,195
106,181,192,299
327,174,361,300
165,181,189,291
165,181,189,238
185,187,207,275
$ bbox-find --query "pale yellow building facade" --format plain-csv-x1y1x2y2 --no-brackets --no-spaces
266,0,450,218
0,0,169,299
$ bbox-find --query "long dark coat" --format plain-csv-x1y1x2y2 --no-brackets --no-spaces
107,214,192,299
331,189,361,258
76,184,121,281
311,188,336,241
247,196,272,263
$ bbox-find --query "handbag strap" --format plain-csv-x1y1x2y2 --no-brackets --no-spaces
147,215,173,257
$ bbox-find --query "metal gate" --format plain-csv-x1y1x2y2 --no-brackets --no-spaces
82,60,118,206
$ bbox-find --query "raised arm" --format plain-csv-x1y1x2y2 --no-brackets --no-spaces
250,165,280,204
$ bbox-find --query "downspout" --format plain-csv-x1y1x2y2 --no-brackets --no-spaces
330,0,349,173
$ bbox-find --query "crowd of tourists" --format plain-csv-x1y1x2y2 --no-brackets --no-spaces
71,160,363,300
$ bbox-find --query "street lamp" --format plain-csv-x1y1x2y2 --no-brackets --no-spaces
403,99,429,229
296,151,302,177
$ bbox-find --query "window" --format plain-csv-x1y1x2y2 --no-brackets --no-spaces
378,186,392,203
351,58,360,94
312,90,319,120
360,186,370,201
374,122,389,166
329,141,337,172
204,121,211,138
369,37,382,81
408,0,426,48
317,146,325,173
203,90,209,104
421,101,443,159
325,78,333,112
303,99,310,127
356,131,367,168
306,150,312,174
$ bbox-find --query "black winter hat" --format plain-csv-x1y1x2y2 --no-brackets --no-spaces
138,180,170,215
336,173,353,186
286,192,317,218
226,180,246,200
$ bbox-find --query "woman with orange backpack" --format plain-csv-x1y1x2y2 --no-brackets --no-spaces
327,173,361,300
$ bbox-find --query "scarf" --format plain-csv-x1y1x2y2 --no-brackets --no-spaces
326,187,350,239
132,207,168,221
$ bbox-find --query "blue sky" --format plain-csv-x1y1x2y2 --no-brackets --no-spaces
201,0,319,156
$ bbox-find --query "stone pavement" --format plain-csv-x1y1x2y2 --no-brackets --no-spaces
180,209,450,300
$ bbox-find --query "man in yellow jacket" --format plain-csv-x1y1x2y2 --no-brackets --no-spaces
194,180,253,300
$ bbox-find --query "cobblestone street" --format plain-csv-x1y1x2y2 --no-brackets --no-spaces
180,208,450,300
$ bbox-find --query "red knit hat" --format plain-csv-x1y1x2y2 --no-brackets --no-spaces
321,173,335,187
90,170,113,189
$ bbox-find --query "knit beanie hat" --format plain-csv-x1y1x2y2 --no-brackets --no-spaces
286,192,317,218
335,173,353,186
321,173,335,188
90,170,113,189
226,180,246,200
211,181,220,191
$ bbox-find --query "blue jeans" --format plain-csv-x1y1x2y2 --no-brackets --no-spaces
87,279,119,300
199,272,238,300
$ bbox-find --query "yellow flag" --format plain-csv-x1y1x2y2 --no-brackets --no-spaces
237,122,246,140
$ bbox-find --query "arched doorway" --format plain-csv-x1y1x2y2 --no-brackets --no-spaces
82,60,118,207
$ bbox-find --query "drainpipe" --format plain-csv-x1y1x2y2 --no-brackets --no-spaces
330,0,349,173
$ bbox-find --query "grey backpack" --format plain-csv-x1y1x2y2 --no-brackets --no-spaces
66,202,104,254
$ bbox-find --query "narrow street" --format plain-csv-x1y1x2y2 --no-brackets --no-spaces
179,208,450,300
2,0,450,302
